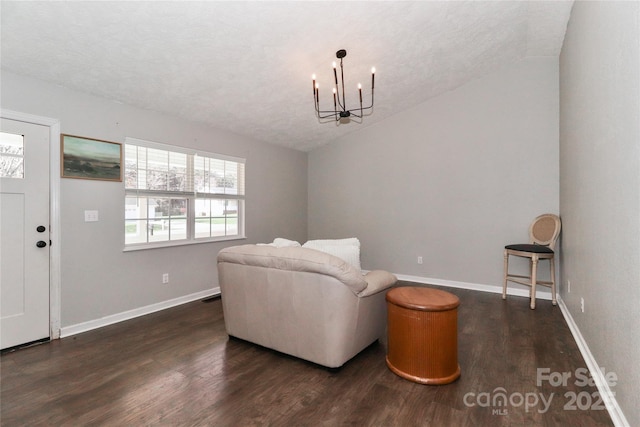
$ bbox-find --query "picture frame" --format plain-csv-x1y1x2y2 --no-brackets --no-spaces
61,134,122,182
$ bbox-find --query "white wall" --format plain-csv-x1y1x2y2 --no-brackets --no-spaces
1,71,307,328
309,57,559,288
559,1,640,425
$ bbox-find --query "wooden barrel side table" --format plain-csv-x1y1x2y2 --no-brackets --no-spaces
386,286,460,385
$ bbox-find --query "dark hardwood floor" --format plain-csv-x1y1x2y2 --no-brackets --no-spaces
1,283,614,426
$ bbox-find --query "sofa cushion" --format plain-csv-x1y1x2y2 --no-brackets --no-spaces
218,244,368,294
302,238,361,270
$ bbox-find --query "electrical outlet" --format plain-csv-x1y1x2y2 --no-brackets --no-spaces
162,273,169,284
580,297,584,313
84,210,99,222
417,256,423,265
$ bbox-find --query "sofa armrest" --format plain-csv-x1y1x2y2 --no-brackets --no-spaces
358,270,397,297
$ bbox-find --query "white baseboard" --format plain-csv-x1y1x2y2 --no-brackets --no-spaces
60,275,543,339
60,287,220,338
557,297,629,427
394,273,553,300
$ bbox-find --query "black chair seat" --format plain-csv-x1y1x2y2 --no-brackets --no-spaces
505,244,554,254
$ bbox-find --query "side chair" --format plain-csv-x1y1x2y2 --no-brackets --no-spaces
502,214,562,309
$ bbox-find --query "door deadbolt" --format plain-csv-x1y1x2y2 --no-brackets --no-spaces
37,225,46,233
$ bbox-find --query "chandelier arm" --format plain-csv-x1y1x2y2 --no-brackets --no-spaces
315,103,338,120
315,110,339,120
344,103,375,118
316,99,340,118
348,109,365,119
316,108,341,114
344,103,374,113
316,111,340,119
314,114,341,123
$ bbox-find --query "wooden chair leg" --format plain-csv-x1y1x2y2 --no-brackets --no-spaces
530,256,538,310
550,256,557,306
502,251,509,300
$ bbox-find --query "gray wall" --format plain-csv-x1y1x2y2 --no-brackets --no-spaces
309,57,559,288
1,71,307,328
559,2,640,425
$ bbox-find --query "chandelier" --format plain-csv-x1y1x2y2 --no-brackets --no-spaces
312,49,375,122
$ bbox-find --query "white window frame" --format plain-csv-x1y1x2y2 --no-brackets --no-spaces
123,137,246,251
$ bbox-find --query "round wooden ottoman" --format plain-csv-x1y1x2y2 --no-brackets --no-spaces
386,286,460,385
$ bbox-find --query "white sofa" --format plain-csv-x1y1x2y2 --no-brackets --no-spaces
217,244,397,368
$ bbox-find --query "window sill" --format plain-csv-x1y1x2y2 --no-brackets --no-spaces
123,235,247,252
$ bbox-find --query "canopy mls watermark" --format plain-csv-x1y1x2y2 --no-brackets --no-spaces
463,367,617,416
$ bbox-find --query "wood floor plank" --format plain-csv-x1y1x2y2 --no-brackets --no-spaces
1,286,614,426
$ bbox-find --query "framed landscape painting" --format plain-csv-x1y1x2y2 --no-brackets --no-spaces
61,134,122,181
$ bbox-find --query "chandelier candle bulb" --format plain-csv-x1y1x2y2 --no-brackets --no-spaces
372,67,375,89
358,83,363,103
333,62,338,84
333,88,337,110
312,74,316,95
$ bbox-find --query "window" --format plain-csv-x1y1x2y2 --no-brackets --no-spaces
0,132,25,178
124,138,245,249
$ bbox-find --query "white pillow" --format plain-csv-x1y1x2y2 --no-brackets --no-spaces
256,238,301,247
273,238,301,247
303,238,361,271
304,237,360,248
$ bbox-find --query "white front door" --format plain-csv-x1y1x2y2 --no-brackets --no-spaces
0,118,50,349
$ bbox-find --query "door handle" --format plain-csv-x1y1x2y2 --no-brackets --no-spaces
36,241,47,248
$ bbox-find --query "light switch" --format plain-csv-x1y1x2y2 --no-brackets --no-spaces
84,210,99,222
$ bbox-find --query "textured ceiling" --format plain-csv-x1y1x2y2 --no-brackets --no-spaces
0,1,573,151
